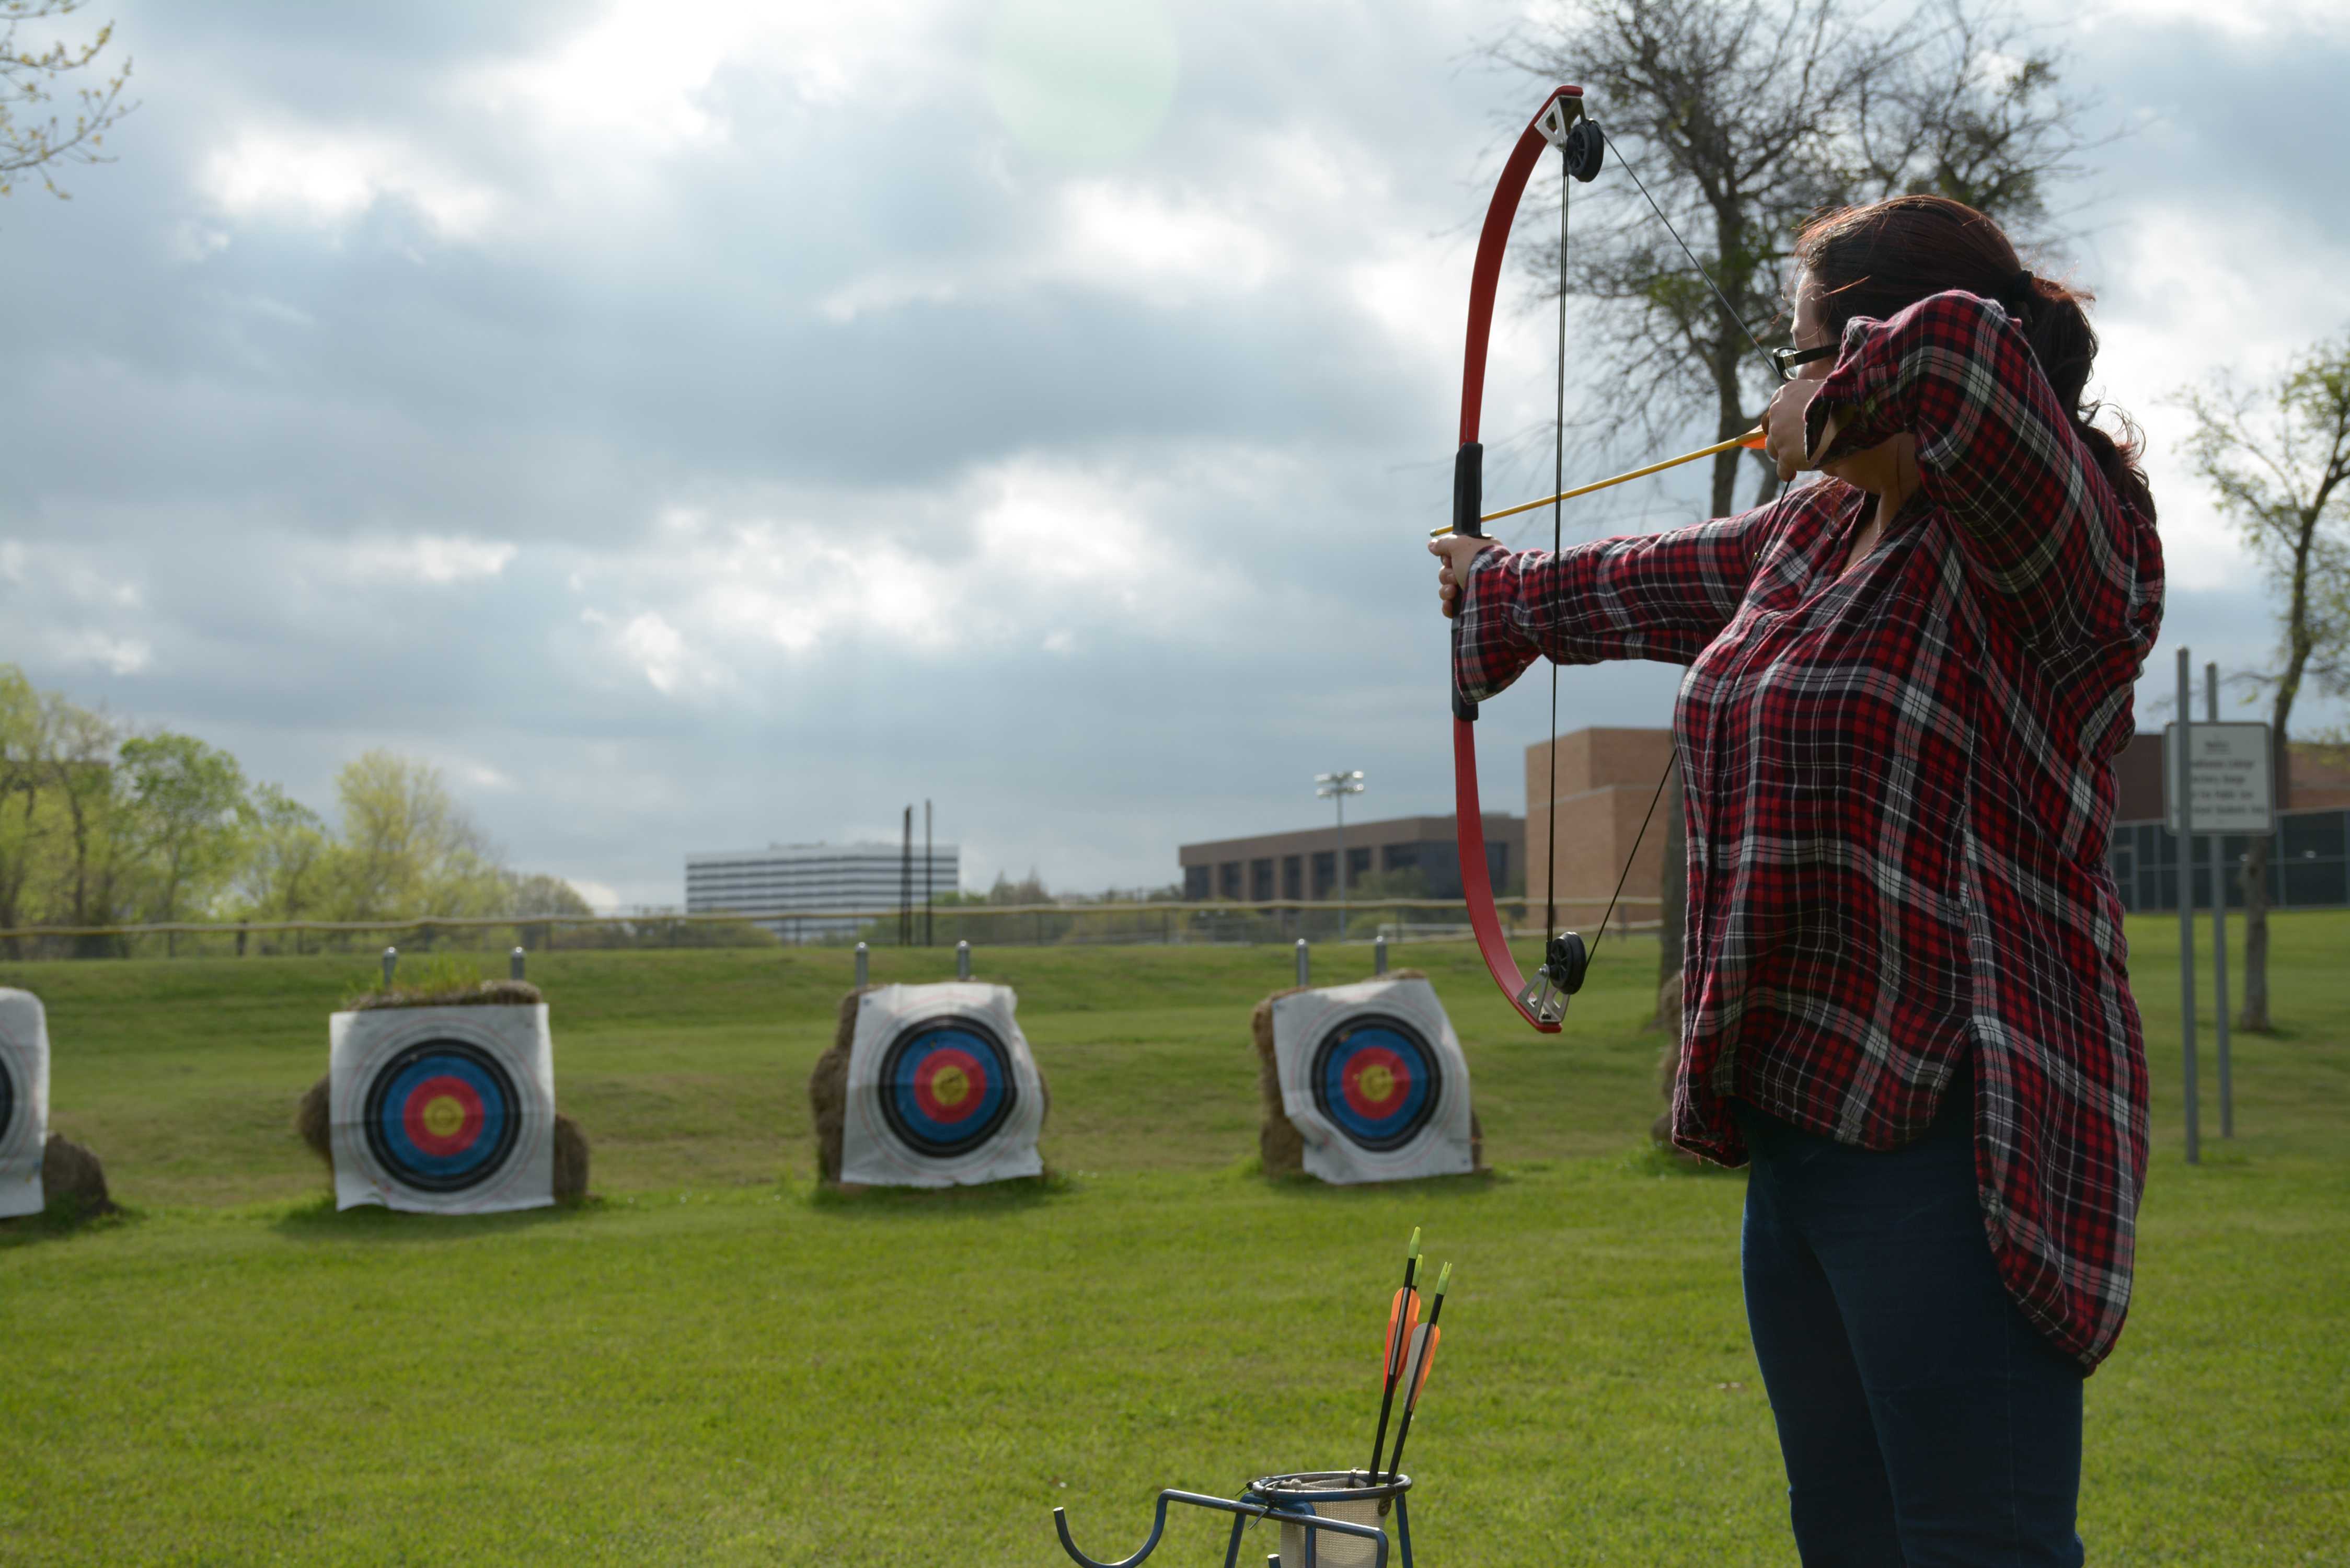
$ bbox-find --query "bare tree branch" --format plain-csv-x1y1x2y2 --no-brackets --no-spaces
1485,0,2101,516
2,0,135,199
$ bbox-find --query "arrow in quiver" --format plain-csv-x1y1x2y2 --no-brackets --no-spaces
816,983,1049,1189
1252,973,1480,1184
327,990,559,1215
0,989,50,1219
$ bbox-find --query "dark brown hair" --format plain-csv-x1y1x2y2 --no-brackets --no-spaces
1794,194,2155,522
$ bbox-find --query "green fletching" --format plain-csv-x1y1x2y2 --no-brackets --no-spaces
1407,1227,1421,1259
1434,1261,1453,1294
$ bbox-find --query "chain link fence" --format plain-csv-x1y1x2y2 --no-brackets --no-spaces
0,897,1662,961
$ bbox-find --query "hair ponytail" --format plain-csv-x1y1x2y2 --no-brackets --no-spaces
1794,195,2156,523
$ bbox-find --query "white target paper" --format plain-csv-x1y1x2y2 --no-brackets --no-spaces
329,1004,556,1215
841,983,1045,1187
0,988,50,1218
1271,976,1474,1185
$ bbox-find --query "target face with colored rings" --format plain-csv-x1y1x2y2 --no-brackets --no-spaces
878,1018,1019,1158
1310,1013,1442,1151
360,1039,524,1193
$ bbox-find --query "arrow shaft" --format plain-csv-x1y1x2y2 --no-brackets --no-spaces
1431,428,1765,537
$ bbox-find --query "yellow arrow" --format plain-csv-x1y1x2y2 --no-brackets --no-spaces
1430,428,1767,538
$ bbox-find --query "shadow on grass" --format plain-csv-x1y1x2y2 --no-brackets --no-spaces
805,1168,1073,1217
0,1198,136,1251
1235,1155,1506,1203
268,1192,602,1243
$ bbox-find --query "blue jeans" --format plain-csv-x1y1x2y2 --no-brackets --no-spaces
1732,1074,2086,1567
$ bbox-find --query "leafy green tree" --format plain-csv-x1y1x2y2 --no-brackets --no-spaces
2,0,133,199
42,690,126,950
120,732,249,952
329,750,499,921
2179,331,2350,1030
234,783,332,950
0,666,49,952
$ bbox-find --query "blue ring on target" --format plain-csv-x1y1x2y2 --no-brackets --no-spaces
1309,1013,1442,1152
360,1039,525,1194
877,1017,1019,1159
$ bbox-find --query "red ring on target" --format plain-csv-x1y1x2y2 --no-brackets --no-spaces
401,1073,486,1157
912,1047,986,1124
1340,1045,1412,1120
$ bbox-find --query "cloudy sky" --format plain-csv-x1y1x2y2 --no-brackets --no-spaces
4,0,2346,908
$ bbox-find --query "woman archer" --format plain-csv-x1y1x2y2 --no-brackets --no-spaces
1431,193,2163,1567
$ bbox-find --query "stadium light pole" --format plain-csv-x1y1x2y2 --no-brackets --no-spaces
1316,769,1366,941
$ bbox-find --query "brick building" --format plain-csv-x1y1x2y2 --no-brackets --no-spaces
1179,813,1524,903
1173,728,2350,918
2107,733,2348,911
1522,727,1677,927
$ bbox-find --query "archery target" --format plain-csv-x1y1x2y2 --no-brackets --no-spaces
842,983,1044,1187
329,1004,554,1215
0,989,49,1219
1271,976,1474,1184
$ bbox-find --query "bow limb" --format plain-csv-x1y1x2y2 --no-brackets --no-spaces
1450,86,1588,1034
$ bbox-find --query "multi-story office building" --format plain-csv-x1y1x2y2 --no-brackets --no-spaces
685,841,960,941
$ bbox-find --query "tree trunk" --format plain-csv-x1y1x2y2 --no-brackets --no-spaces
2242,624,2308,1030
2239,838,2270,1031
1657,763,1687,1004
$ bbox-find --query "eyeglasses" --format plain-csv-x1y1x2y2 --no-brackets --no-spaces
1769,343,1836,383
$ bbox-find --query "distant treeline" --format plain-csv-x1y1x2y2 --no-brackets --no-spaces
0,664,599,956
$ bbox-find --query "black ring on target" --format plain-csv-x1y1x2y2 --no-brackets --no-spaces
0,1052,14,1149
1309,1012,1443,1152
877,1014,1019,1159
360,1037,525,1194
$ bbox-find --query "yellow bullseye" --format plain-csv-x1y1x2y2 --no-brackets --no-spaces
930,1065,971,1108
1357,1063,1396,1104
421,1095,467,1138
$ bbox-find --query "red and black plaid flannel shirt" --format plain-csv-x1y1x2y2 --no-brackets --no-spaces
1456,290,2164,1369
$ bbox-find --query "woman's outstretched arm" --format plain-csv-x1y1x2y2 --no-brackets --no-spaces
1431,507,1776,705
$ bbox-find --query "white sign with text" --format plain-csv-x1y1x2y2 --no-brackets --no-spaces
2162,722,2275,836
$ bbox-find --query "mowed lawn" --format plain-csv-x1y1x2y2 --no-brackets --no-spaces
1,918,2343,1565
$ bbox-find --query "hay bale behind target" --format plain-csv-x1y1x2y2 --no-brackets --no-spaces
808,985,871,1186
810,983,1050,1189
40,1134,113,1218
1251,971,1482,1181
296,1072,590,1202
298,979,587,1204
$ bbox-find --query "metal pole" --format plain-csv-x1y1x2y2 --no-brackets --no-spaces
381,946,398,989
1336,793,1348,941
925,800,934,948
2208,662,2232,1138
855,941,869,988
1295,937,1310,988
2177,648,2198,1166
1374,933,1388,975
510,946,526,981
957,939,972,981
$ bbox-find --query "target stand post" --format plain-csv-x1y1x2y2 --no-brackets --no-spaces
1055,1469,1412,1568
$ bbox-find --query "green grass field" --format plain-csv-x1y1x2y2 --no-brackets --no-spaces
1,917,2343,1565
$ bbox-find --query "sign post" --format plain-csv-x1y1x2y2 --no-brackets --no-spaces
2206,664,2231,1138
2162,681,2275,1160
2173,650,2196,1166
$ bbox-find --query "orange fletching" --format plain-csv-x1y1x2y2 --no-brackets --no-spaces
1384,1288,1421,1368
1739,428,1766,449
